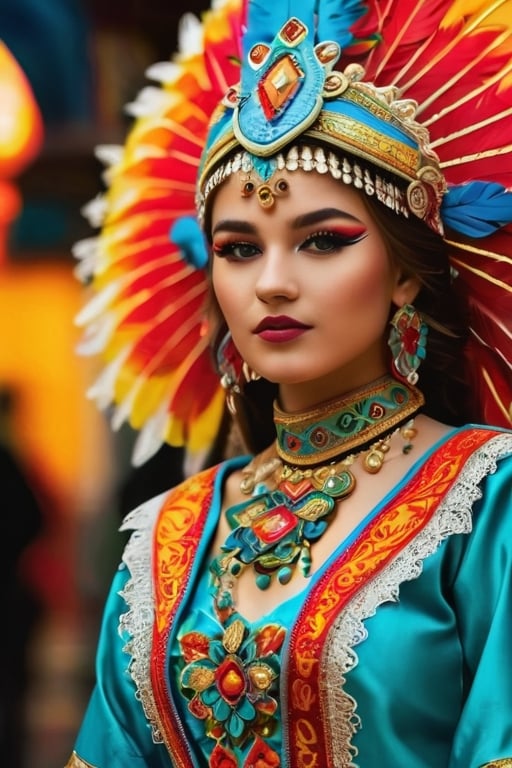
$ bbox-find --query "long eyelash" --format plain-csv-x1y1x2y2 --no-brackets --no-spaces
308,228,368,245
212,240,258,259
211,241,239,257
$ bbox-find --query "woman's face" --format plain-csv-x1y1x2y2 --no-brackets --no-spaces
210,167,417,410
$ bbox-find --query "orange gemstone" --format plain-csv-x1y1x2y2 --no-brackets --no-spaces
258,55,303,119
250,43,270,66
216,658,246,703
281,18,306,44
223,669,244,695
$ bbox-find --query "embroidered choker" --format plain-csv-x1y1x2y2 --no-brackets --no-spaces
273,374,424,465
211,376,424,604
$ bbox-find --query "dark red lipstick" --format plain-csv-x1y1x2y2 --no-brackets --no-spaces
253,315,311,342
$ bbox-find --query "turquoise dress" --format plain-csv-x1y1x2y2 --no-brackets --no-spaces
66,426,512,768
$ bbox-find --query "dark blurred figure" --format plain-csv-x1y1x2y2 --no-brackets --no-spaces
0,387,44,768
118,443,186,521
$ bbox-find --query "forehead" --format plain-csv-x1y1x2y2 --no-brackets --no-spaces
209,167,372,228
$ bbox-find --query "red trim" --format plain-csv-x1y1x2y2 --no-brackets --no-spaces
150,465,219,766
286,427,499,767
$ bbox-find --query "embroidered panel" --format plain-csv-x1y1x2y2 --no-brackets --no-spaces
151,466,218,762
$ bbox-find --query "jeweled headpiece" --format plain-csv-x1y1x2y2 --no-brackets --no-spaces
197,19,447,234
74,0,512,464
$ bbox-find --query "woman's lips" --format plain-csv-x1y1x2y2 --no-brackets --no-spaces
253,316,311,343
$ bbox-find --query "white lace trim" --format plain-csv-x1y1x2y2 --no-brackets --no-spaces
321,432,512,768
119,490,169,743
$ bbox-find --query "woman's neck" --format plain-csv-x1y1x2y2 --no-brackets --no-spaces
277,358,390,413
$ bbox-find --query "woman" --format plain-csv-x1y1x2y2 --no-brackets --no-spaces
67,1,512,766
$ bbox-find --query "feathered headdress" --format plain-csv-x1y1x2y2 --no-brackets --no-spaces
74,0,512,466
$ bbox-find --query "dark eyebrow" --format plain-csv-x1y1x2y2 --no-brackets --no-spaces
211,207,361,237
212,220,257,236
292,208,361,228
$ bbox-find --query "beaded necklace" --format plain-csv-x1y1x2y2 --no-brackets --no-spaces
210,375,424,612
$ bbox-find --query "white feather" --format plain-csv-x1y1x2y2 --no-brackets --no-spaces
146,60,181,85
75,313,118,356
131,403,170,466
80,193,108,228
86,348,131,410
177,13,204,57
72,237,99,282
72,236,98,262
125,86,174,118
94,144,124,168
74,279,122,326
111,385,139,432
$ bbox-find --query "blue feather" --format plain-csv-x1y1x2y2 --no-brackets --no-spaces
169,216,208,269
442,181,512,238
241,0,317,57
315,0,370,47
241,0,371,78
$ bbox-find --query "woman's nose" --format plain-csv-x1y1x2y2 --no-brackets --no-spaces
254,250,299,303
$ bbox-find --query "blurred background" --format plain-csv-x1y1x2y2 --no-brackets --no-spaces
0,1,209,766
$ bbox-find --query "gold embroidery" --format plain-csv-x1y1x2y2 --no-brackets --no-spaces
64,752,97,768
154,468,216,634
480,760,512,768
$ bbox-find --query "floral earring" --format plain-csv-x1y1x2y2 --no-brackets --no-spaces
388,304,428,385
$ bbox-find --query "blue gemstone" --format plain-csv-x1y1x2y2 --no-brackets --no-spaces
278,566,293,585
256,573,272,590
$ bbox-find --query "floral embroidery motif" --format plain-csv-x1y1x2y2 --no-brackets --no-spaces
180,614,285,766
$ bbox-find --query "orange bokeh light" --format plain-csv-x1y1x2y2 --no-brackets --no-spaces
0,40,43,179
